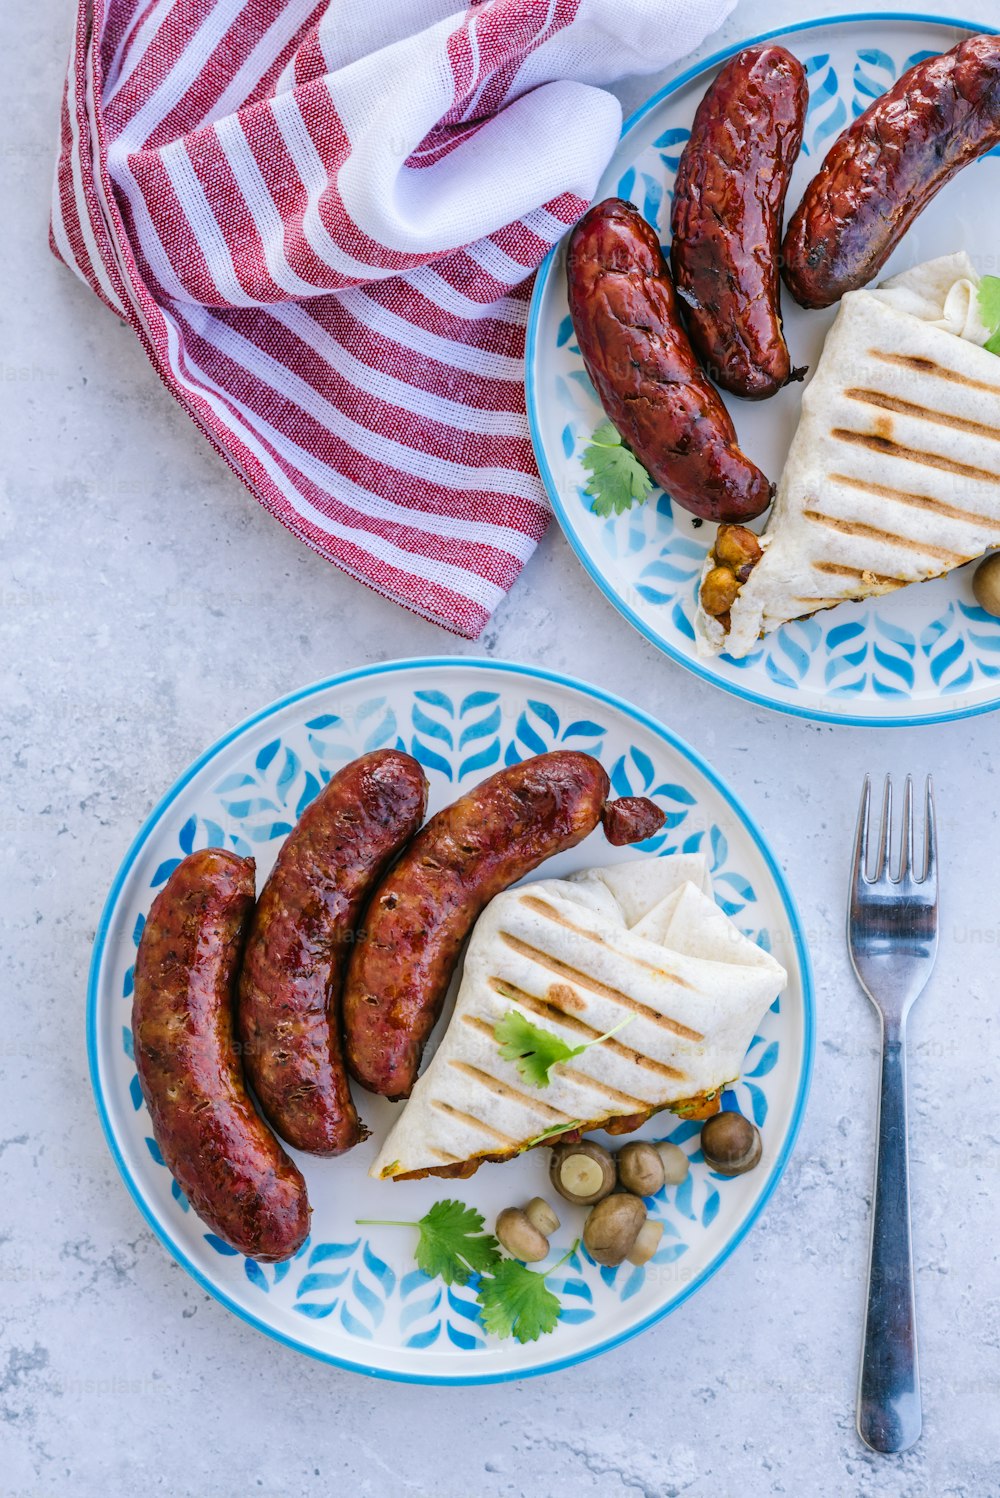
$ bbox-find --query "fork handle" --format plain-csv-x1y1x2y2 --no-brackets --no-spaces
858,1030,921,1454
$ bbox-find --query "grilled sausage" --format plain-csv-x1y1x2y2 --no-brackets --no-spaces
782,34,1000,308
670,45,808,399
342,751,666,1100
239,750,428,1155
132,849,309,1262
567,199,772,522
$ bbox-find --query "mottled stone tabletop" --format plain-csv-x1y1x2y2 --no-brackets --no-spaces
3,0,999,1494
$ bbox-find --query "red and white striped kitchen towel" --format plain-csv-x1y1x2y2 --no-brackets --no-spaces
52,0,734,637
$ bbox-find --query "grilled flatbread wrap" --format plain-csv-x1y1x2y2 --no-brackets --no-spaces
370,857,786,1182
695,252,1000,658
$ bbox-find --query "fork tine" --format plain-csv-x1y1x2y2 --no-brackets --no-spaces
853,774,872,887
923,776,937,890
898,774,914,883
874,775,893,881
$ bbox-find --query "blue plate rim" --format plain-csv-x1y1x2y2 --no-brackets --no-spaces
87,656,815,1384
525,10,1000,730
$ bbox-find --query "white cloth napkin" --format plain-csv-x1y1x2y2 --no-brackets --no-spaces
52,0,736,635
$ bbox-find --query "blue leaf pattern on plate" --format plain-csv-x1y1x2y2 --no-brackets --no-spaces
117,675,793,1355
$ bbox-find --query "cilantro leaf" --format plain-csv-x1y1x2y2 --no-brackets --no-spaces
356,1199,501,1287
581,420,654,517
522,1119,584,1149
495,1009,581,1086
979,275,1000,348
494,1008,634,1088
476,1258,563,1344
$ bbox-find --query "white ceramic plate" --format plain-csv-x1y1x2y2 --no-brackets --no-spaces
527,12,1000,725
88,659,813,1382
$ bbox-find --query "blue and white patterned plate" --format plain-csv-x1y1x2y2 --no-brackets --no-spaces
88,659,812,1382
526,13,1000,726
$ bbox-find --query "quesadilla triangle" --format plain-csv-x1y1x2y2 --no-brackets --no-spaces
369,857,787,1182
694,251,1000,660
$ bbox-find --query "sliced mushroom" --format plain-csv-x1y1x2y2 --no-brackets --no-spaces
700,1111,762,1176
583,1193,646,1267
654,1141,690,1186
524,1197,560,1237
616,1142,665,1197
495,1207,549,1262
549,1140,616,1205
626,1219,664,1266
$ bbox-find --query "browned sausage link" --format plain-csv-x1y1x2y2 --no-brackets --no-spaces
132,849,309,1261
343,752,663,1100
567,199,773,522
601,795,666,847
670,45,808,399
238,750,428,1156
782,34,1000,308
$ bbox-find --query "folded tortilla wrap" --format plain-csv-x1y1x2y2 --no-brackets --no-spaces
695,252,1000,658
369,856,786,1181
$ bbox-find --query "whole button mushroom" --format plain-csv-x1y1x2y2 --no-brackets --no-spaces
700,1111,762,1176
549,1140,616,1205
495,1207,549,1263
583,1193,647,1267
616,1141,665,1197
973,553,1000,617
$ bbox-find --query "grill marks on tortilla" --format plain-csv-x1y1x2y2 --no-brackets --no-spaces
498,931,704,1042
429,1099,519,1148
403,896,710,1162
484,978,687,1081
802,510,969,566
829,426,1000,485
457,1016,661,1114
871,348,1000,398
516,895,696,991
447,1048,575,1120
844,387,1000,445
830,473,998,532
814,561,907,589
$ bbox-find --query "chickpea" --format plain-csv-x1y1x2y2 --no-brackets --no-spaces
714,524,762,578
700,567,740,617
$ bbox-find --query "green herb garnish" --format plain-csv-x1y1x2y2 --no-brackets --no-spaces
522,1119,584,1149
978,275,1000,355
581,421,654,517
356,1199,501,1286
494,1008,634,1088
360,1198,580,1344
476,1240,580,1344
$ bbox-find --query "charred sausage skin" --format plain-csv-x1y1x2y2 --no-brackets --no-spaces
670,45,808,399
342,751,666,1100
601,795,666,846
782,34,1000,308
132,848,310,1262
239,750,427,1155
567,199,772,522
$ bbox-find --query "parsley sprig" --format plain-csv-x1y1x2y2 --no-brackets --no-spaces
978,275,1000,356
356,1199,500,1286
581,420,654,517
494,1008,634,1088
476,1240,579,1344
357,1201,581,1343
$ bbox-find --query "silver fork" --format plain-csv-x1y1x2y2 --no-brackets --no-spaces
849,775,938,1456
